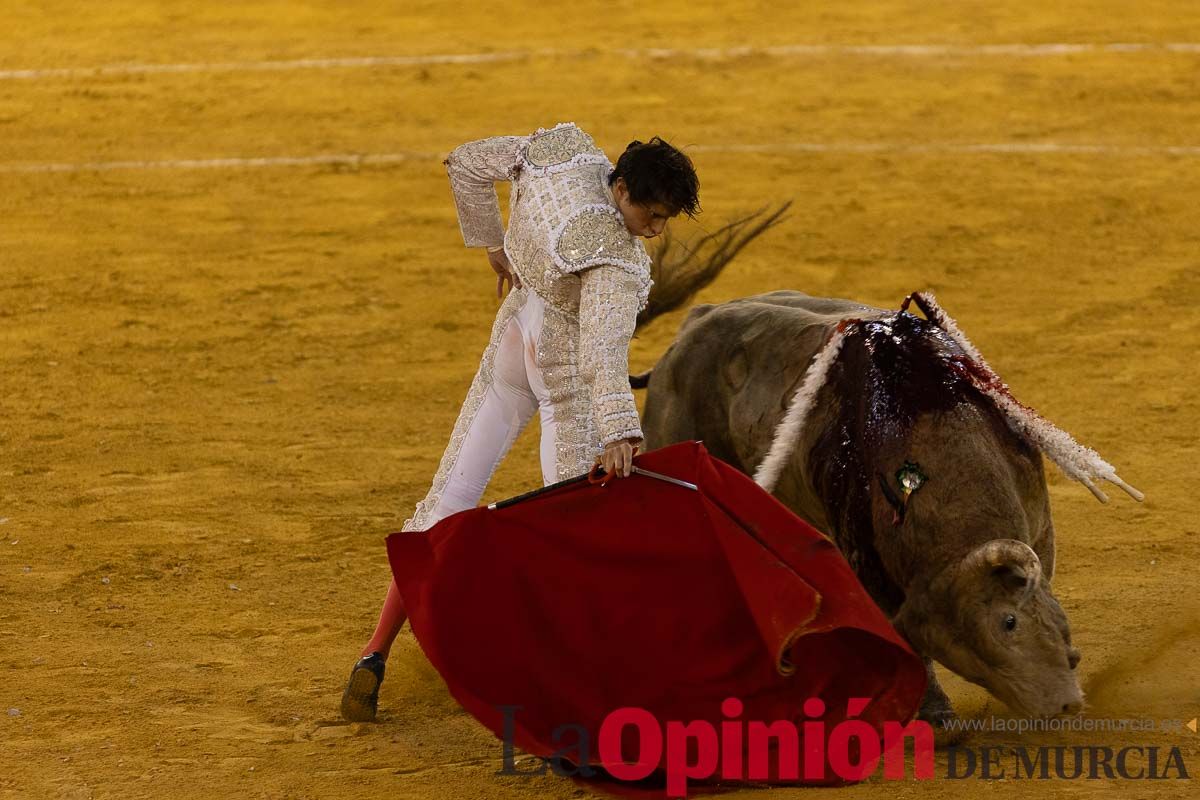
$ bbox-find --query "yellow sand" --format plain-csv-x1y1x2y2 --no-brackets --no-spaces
1,2,1197,797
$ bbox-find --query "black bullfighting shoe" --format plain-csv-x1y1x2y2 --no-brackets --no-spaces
340,651,386,722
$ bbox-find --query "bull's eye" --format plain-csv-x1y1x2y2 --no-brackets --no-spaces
1003,614,1017,632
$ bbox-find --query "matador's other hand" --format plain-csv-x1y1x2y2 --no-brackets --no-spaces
488,248,522,298
598,439,638,478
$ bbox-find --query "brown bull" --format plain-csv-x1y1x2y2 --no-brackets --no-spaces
634,290,1141,723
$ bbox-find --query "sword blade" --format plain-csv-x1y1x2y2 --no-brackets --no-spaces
631,466,699,491
486,464,699,510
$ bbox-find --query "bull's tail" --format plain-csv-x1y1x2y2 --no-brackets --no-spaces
635,201,792,332
629,369,652,390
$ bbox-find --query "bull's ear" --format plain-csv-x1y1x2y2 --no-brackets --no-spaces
991,563,1034,594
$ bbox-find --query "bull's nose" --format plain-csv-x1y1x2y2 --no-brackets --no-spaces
1061,699,1083,715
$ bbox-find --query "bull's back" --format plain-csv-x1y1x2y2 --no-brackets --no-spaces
642,292,880,471
729,290,878,320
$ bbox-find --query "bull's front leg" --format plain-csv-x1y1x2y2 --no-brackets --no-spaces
918,657,956,728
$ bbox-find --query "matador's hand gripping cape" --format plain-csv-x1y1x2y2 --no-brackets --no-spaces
386,441,927,792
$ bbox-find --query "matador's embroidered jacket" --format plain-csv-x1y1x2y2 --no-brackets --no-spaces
419,123,651,519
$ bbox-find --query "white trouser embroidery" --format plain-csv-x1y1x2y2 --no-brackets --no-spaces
401,289,558,532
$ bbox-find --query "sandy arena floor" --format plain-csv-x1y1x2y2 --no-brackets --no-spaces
1,2,1198,798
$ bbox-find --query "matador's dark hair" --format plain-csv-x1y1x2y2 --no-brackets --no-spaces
608,137,701,218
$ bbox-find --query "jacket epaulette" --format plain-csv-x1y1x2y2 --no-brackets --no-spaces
520,122,611,177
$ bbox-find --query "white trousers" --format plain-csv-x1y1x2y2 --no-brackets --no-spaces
403,289,558,531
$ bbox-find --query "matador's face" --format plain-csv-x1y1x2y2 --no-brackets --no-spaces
611,177,676,240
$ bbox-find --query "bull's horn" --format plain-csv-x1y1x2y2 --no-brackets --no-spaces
963,539,1043,604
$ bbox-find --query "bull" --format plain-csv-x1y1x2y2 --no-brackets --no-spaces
632,289,1142,723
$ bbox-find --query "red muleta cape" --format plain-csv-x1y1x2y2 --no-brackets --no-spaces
387,440,926,790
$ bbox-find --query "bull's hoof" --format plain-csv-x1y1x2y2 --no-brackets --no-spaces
918,702,956,729
919,703,969,746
